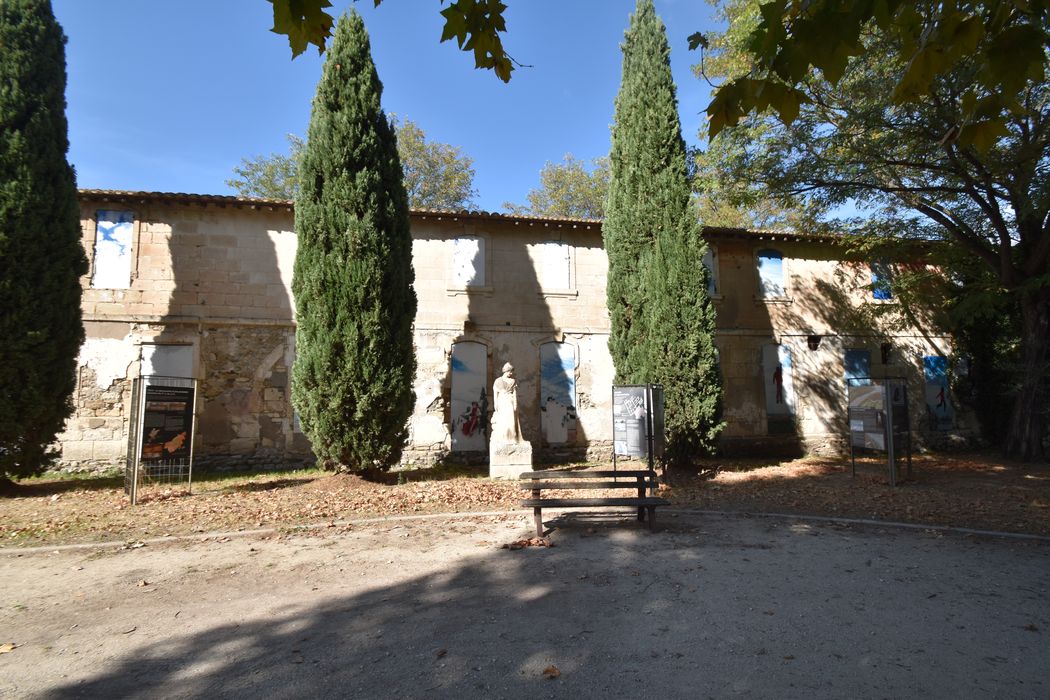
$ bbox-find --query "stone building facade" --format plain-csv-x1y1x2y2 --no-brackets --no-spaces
58,190,961,471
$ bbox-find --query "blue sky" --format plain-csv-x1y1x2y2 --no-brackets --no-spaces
52,0,721,212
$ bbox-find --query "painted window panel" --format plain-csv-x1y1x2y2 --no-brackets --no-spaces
539,241,571,290
140,344,194,378
540,342,577,445
450,342,487,451
763,344,794,416
92,210,134,289
757,249,785,298
871,260,893,300
703,246,718,295
923,355,954,430
451,236,485,287
845,349,872,386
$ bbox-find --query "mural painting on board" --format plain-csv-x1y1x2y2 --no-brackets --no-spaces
763,344,795,415
450,342,487,451
540,342,577,445
92,210,134,288
923,356,954,431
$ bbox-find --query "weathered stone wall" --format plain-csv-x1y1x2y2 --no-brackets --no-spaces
195,324,312,468
57,193,969,473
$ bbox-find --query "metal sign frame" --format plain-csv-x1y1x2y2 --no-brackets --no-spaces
847,376,912,487
125,374,198,505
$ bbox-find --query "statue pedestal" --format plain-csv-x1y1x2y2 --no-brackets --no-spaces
489,440,533,480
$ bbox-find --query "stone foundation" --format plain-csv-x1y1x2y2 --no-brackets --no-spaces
489,441,533,480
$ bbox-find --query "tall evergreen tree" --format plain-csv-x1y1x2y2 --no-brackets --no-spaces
291,11,416,472
0,0,86,481
605,0,722,463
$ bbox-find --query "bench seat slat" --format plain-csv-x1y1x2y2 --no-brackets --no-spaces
523,480,656,490
520,470,656,479
521,497,669,508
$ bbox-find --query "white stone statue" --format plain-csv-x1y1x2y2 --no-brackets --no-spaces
491,362,522,444
489,361,532,479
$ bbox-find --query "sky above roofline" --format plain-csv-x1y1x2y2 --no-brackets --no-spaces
53,0,721,213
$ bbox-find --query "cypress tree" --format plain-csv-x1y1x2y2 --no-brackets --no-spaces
643,229,723,462
291,11,417,472
0,0,86,481
605,0,722,464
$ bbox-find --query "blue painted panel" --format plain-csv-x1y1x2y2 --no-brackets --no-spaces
845,349,872,386
757,249,784,297
92,210,135,288
923,356,949,384
871,260,893,300
540,342,577,445
923,355,954,430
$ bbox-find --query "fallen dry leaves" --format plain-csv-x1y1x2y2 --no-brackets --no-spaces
667,452,1050,536
1,452,1048,548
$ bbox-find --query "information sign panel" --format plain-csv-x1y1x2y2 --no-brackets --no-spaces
140,385,195,463
612,385,648,457
848,385,886,450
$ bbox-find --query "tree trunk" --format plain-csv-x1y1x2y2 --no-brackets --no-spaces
1004,289,1050,462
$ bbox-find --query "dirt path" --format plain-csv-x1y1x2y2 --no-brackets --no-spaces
2,510,1047,699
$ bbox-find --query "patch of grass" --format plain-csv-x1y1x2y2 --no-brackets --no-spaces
9,473,124,496
194,467,324,487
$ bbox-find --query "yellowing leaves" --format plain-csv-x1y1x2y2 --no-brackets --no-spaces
268,0,334,58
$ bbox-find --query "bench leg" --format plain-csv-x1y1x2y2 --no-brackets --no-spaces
534,507,543,538
637,506,645,522
647,506,656,532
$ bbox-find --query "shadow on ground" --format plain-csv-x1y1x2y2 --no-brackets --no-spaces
37,514,1050,699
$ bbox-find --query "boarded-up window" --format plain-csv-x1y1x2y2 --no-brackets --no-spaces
140,344,195,378
923,355,954,431
756,249,785,298
451,236,485,287
703,246,718,295
871,260,893,300
845,349,872,386
540,342,577,445
450,341,487,451
538,241,571,290
92,210,134,289
763,344,794,434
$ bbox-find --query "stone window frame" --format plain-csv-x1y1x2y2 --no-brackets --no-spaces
89,209,142,289
446,232,493,295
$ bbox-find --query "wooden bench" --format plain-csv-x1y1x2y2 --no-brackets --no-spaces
520,469,670,537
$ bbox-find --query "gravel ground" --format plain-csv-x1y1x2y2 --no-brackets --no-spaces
2,509,1047,699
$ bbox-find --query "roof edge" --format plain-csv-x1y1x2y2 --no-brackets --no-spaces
77,189,603,228
77,189,852,243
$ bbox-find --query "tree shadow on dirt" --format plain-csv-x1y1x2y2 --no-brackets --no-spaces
44,527,704,698
220,478,317,494
1,475,124,497
40,507,1050,698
